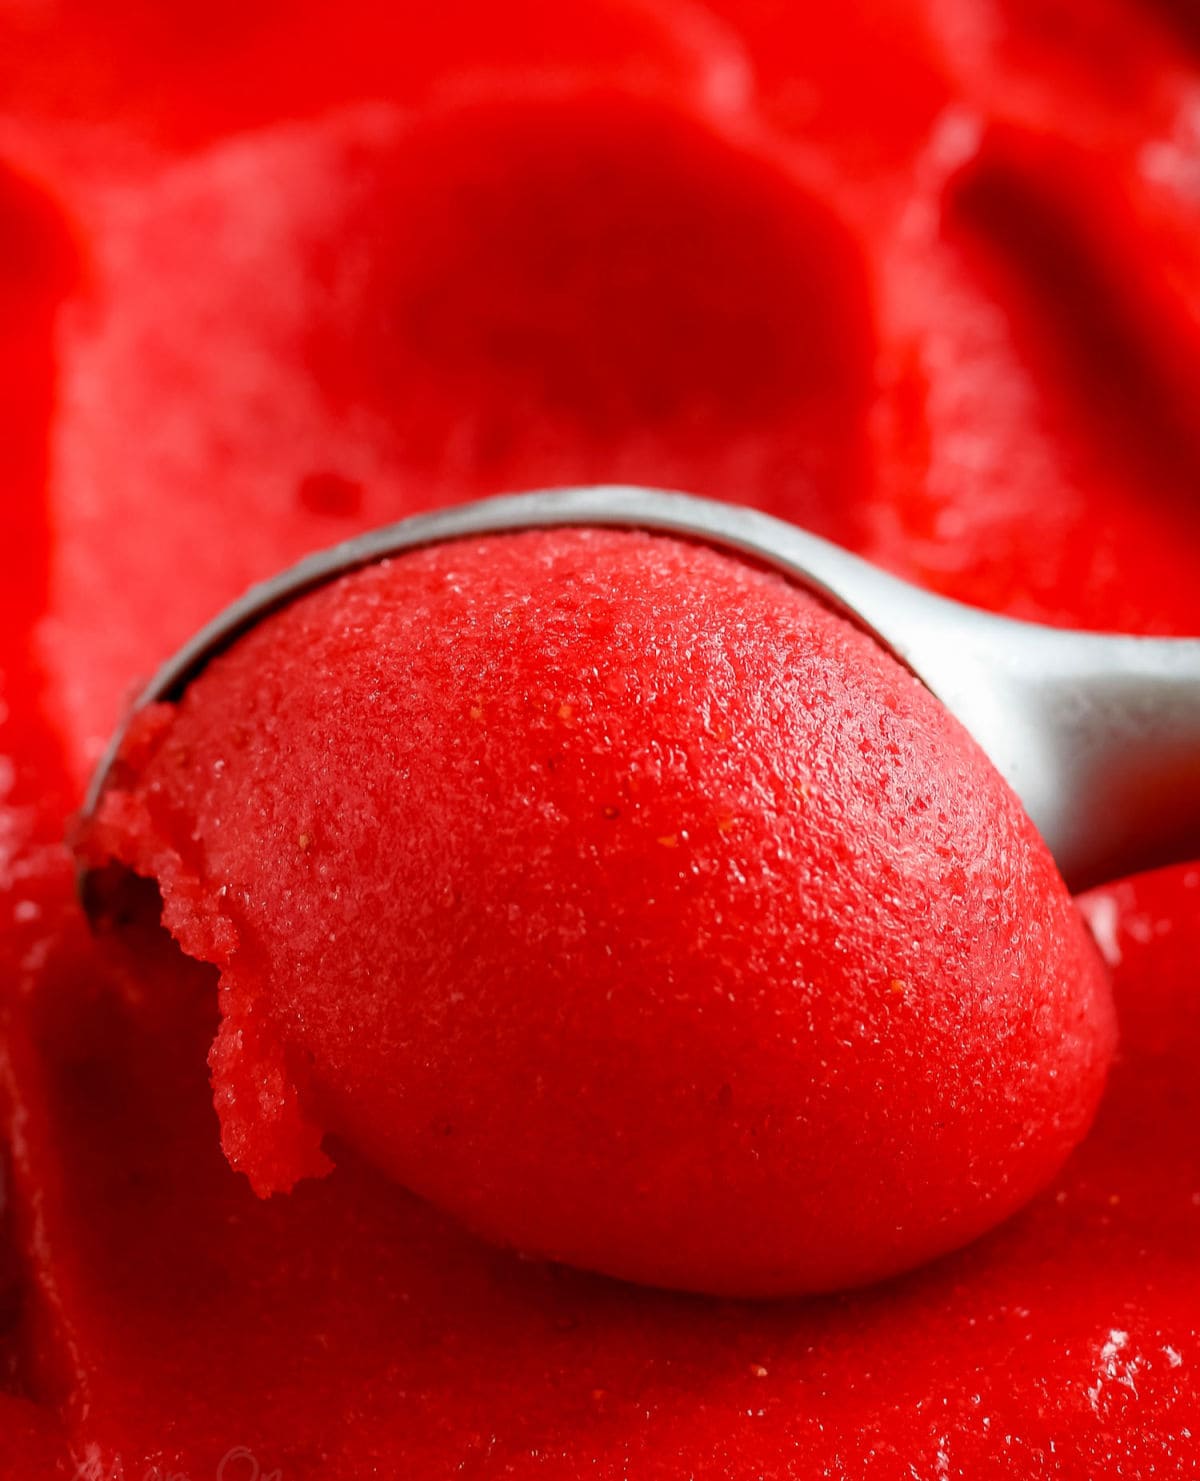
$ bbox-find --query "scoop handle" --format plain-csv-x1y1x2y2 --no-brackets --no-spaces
997,632,1200,891
869,579,1200,889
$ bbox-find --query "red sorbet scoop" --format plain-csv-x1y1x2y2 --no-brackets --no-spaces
82,528,1115,1296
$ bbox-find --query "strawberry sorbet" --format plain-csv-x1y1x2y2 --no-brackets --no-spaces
84,528,1115,1296
1,0,1198,1474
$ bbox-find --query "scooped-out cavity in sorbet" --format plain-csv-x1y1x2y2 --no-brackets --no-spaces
79,527,1116,1297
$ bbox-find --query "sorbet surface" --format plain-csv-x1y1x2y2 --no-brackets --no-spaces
0,1,1198,1476
83,529,1114,1296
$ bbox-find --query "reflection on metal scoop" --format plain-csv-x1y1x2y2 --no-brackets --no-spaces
81,485,1200,893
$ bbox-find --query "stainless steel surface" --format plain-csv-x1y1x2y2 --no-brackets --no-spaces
81,485,1200,892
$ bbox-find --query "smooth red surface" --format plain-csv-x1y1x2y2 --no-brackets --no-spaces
84,532,1113,1295
39,90,876,765
3,843,1196,1479
0,0,1198,1474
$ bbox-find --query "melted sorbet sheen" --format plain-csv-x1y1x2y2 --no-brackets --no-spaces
86,528,1115,1296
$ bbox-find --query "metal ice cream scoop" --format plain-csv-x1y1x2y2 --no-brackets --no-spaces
81,485,1200,893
